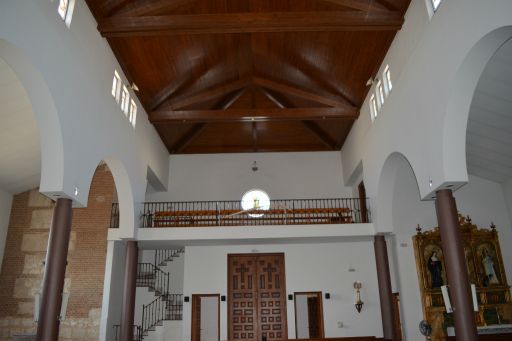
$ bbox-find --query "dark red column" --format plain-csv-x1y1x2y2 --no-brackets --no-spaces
374,235,396,341
36,198,73,341
435,189,478,341
120,241,138,341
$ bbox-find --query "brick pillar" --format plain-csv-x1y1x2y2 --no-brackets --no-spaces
435,189,478,341
36,198,73,341
374,235,396,340
120,241,138,341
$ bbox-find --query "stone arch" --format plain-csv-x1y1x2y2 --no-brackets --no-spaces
0,39,65,198
443,26,512,183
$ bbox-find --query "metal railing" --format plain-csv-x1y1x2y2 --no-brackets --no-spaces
112,324,142,341
137,263,170,296
154,249,184,267
141,294,183,335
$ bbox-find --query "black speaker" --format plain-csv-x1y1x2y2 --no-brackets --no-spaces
324,293,330,299
221,295,226,301
288,294,293,301
184,296,190,302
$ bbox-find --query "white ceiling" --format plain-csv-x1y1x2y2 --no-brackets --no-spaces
0,57,40,194
466,38,512,184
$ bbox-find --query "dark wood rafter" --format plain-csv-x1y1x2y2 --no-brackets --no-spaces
320,0,388,12
253,77,355,109
166,77,251,110
301,121,339,150
150,107,358,123
100,0,131,17
169,88,247,153
98,11,404,37
260,86,339,150
258,87,288,109
113,0,195,17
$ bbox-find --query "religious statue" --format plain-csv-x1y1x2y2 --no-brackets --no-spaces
427,251,443,288
482,248,499,286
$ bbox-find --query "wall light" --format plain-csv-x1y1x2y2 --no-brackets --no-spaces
354,281,364,313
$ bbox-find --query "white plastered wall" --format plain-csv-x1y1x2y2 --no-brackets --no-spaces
0,1,170,238
341,0,512,206
0,189,13,269
146,152,352,202
182,242,383,341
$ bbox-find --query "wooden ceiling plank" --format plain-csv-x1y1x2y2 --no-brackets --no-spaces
320,0,388,12
253,76,355,109
168,77,251,110
98,11,404,36
101,0,131,17
114,0,194,18
170,123,207,153
150,107,358,123
373,0,400,11
301,121,339,150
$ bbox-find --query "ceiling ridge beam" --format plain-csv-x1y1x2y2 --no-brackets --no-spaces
165,77,251,110
150,107,358,123
253,76,356,109
320,0,389,12
98,11,404,37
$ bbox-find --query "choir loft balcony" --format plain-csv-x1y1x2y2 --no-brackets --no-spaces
109,198,371,229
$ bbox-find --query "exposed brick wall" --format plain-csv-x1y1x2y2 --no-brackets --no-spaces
0,164,117,340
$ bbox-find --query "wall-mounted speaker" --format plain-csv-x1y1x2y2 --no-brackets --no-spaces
184,296,190,303
288,294,293,301
325,293,331,299
221,295,226,302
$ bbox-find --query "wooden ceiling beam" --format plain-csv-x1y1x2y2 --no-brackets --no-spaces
114,0,193,18
167,77,251,110
98,11,404,37
253,76,355,109
150,107,358,123
100,0,131,17
301,121,339,150
374,0,400,11
320,0,388,12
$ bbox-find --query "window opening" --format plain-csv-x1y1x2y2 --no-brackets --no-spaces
376,80,385,108
383,65,392,95
241,189,270,218
58,0,75,27
121,85,130,115
129,100,137,128
111,70,121,102
370,95,378,121
431,0,442,11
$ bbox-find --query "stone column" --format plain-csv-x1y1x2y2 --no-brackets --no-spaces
36,198,73,341
435,189,478,341
374,235,396,341
120,241,138,341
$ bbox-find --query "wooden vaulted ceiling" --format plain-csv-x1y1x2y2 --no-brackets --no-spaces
86,0,410,154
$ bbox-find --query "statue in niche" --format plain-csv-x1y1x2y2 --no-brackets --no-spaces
428,250,443,288
482,247,499,286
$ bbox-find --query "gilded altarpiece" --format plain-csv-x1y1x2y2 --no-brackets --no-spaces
413,215,512,341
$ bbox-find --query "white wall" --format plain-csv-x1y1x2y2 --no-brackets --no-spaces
0,189,12,269
182,242,383,341
502,178,512,225
146,152,352,202
341,0,512,202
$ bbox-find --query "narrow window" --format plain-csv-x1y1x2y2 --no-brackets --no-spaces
111,71,121,102
431,0,442,11
383,65,392,95
129,100,137,128
376,80,384,108
121,86,130,115
370,94,378,121
58,0,75,27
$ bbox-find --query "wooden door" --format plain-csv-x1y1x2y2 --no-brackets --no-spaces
392,292,403,341
228,254,287,341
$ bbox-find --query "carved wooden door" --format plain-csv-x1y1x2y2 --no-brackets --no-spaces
228,254,287,341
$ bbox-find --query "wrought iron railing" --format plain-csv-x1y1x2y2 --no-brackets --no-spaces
137,263,170,296
110,198,371,228
141,294,183,335
112,324,142,341
154,248,184,267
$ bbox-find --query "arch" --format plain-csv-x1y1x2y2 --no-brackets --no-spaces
0,39,65,197
443,26,512,183
376,152,421,233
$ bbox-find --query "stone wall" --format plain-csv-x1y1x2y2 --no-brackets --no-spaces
0,164,116,340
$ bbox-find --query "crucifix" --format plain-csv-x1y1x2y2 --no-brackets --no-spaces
236,263,250,283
